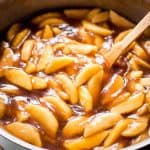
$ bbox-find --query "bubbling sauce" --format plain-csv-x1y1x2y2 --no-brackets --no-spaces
0,9,150,150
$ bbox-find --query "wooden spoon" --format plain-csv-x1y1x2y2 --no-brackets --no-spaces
104,11,150,68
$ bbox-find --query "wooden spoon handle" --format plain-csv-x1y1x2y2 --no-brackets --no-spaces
121,11,150,49
104,11,150,68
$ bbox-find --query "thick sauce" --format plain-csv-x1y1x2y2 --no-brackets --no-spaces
0,9,150,150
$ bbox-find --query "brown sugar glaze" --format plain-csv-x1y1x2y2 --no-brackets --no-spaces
0,9,150,150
